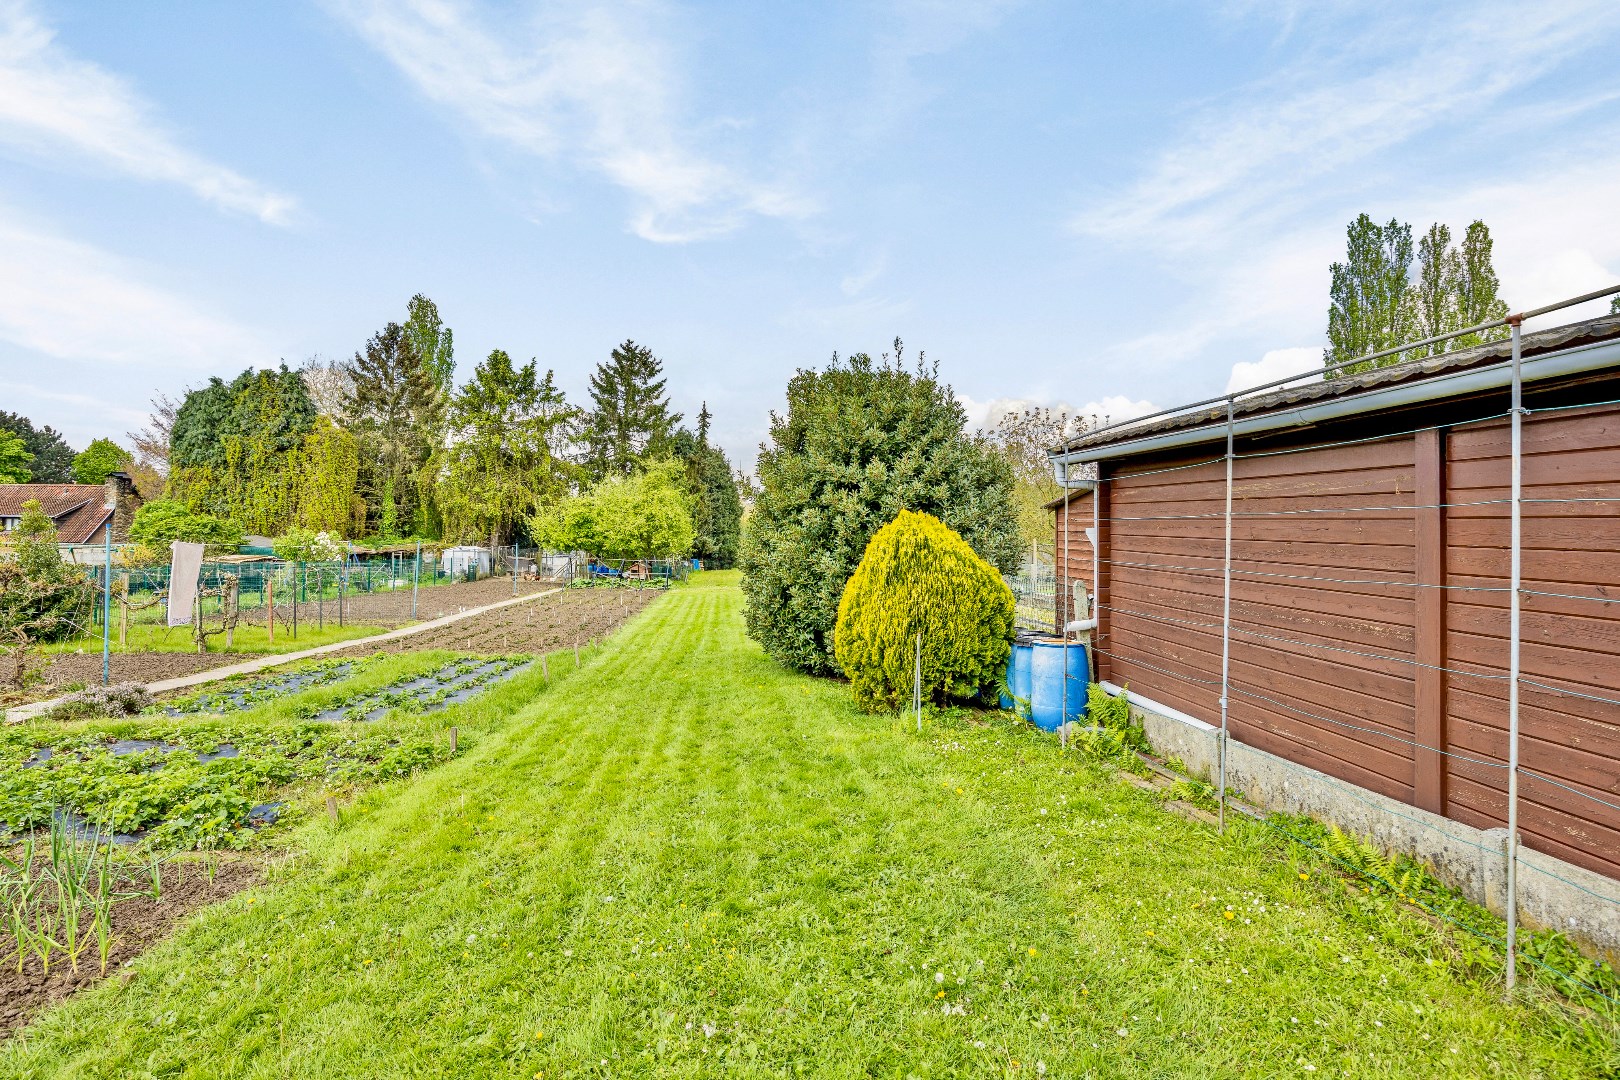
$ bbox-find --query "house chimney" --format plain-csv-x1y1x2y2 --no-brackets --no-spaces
104,471,139,541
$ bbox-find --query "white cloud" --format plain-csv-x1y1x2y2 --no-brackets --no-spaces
0,0,296,224
0,208,267,369
1227,346,1321,394
333,0,811,243
1071,1,1620,252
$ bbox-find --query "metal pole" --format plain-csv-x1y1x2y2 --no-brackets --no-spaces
292,561,299,640
513,541,519,596
915,632,923,733
101,522,111,686
1218,398,1235,834
413,541,421,619
1506,316,1524,994
1061,469,1070,748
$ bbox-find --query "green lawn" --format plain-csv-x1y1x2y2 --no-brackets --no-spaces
3,573,1612,1077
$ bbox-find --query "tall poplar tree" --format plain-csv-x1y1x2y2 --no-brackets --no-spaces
583,340,682,480
1325,215,1413,376
1407,223,1460,357
344,322,437,537
1451,220,1509,348
403,294,455,397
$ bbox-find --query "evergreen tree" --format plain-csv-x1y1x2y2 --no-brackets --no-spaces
433,350,580,548
583,340,682,479
0,412,74,482
697,401,712,443
171,366,315,470
1325,215,1413,376
668,425,743,568
71,438,131,484
344,323,438,537
742,343,1020,676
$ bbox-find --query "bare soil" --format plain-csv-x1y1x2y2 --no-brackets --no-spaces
334,587,662,656
235,576,562,630
0,856,263,1039
6,578,589,708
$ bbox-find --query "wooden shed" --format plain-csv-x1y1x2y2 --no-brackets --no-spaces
1049,312,1620,882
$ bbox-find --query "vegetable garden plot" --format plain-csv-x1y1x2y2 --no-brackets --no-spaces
160,657,372,716
306,656,530,723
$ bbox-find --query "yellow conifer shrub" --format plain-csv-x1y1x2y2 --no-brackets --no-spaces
833,509,1015,712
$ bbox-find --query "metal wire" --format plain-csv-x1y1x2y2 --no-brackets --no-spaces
1064,282,1620,450
1101,597,1620,708
1098,498,1511,523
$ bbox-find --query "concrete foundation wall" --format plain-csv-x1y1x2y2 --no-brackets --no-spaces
1100,682,1620,968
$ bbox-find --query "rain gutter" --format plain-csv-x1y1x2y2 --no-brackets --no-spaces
1049,336,1620,468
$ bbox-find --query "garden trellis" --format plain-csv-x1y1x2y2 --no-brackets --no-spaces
1050,284,1620,1000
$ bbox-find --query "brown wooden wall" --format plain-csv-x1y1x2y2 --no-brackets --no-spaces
1054,403,1620,880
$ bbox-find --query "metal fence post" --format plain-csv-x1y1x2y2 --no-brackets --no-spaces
513,541,519,596
101,522,112,686
1218,397,1235,834
413,541,421,619
1506,314,1525,994
915,632,923,733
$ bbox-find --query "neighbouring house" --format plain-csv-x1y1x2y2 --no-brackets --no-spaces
0,472,142,547
1047,310,1620,960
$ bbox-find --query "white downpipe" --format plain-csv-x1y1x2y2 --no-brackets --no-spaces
1506,319,1524,994
1218,398,1235,835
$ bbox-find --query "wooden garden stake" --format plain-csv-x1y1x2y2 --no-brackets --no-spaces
541,655,549,682
118,572,128,646
325,795,339,825
449,726,459,754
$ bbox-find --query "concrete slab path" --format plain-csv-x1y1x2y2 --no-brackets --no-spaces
5,586,562,723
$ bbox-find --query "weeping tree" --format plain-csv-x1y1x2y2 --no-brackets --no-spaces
432,350,580,549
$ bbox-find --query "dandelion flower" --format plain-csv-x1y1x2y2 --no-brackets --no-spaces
936,991,946,999
935,972,945,983
1298,872,1309,880
1117,1028,1128,1037
1223,911,1234,920
1028,947,1038,957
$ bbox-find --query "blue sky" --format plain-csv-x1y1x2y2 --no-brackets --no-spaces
2,0,1618,474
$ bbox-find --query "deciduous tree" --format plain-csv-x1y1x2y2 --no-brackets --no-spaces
71,438,131,485
0,412,73,482
1325,214,1413,376
0,429,32,483
533,460,694,560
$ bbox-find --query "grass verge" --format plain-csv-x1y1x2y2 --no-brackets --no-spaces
1,577,1613,1077
44,622,389,657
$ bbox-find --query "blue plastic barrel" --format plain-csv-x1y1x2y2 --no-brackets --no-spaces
1000,638,1034,713
1028,638,1088,732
